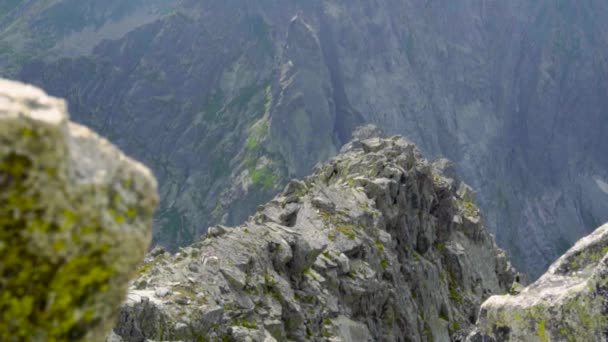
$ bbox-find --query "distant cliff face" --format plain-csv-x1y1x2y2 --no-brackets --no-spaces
3,0,608,277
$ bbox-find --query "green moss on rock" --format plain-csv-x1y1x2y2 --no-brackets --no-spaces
0,79,158,341
473,224,608,342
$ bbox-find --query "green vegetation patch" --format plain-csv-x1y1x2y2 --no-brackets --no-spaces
337,223,356,240
537,320,548,342
250,166,278,190
375,240,385,252
244,85,272,151
461,200,478,217
319,210,360,241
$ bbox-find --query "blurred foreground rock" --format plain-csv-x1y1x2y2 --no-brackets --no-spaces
468,223,608,342
0,79,158,341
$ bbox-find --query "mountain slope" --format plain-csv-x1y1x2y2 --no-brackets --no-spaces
0,0,177,75
4,0,608,277
112,134,516,342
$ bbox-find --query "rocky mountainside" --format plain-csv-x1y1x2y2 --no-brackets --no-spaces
110,133,516,342
2,0,608,277
468,223,608,342
0,79,158,340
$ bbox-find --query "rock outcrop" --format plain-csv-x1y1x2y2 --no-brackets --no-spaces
0,79,159,341
112,134,516,341
467,223,608,342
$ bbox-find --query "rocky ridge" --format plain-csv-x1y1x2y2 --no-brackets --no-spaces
112,132,516,341
0,79,159,341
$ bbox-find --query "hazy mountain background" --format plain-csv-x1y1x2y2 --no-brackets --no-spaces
2,0,607,278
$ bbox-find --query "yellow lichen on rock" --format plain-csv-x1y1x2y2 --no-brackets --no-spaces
469,224,608,342
0,79,159,341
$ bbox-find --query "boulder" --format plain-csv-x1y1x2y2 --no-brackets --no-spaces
468,223,608,342
0,79,158,341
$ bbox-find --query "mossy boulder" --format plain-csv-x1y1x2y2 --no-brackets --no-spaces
0,79,159,341
468,223,608,342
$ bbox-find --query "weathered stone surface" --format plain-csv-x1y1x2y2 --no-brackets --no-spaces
0,79,158,341
468,223,608,342
113,135,516,341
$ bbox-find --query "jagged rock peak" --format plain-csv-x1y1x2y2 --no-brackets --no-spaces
468,223,608,342
350,124,386,141
0,79,159,341
113,135,516,342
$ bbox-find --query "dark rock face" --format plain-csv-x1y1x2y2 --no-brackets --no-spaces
112,136,516,341
2,1,608,277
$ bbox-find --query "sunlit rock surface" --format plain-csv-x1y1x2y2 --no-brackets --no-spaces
468,223,608,342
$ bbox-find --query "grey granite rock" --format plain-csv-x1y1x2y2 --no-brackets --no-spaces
113,136,515,341
468,223,608,342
